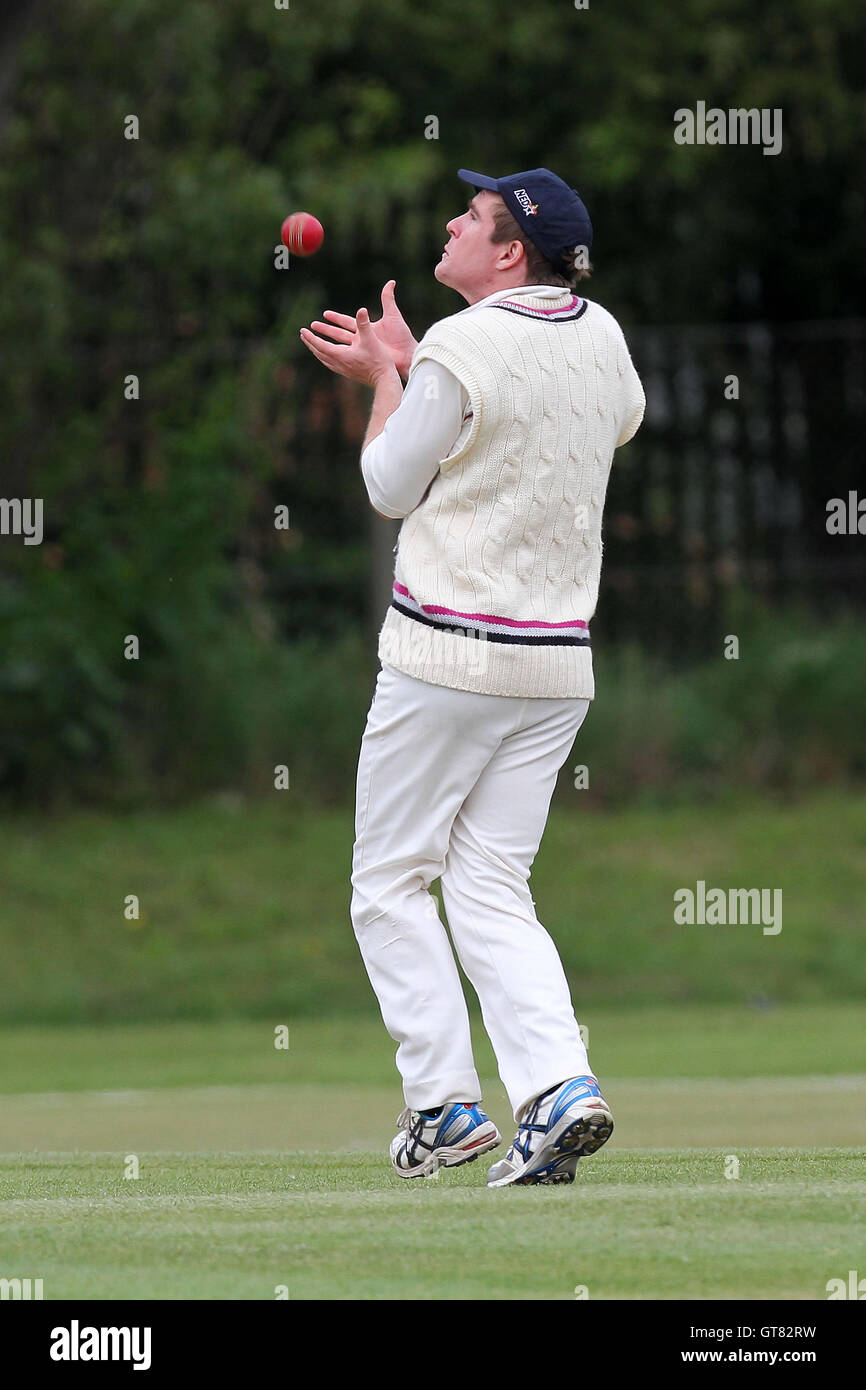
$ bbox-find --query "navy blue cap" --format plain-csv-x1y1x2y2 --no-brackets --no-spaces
458,167,592,276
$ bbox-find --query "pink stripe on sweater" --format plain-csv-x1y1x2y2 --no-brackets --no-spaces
498,295,582,316
394,582,588,630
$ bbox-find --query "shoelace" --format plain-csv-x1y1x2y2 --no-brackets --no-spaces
510,1092,551,1162
511,1081,586,1162
395,1106,439,1162
510,1080,600,1162
396,1105,453,1131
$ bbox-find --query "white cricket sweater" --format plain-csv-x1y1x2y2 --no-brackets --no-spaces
377,288,645,699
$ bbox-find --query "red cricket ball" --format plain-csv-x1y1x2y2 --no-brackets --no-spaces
281,212,324,257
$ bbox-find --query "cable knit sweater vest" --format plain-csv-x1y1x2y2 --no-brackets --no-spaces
377,291,645,698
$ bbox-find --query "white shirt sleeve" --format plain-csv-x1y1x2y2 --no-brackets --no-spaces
360,361,470,519
616,359,646,448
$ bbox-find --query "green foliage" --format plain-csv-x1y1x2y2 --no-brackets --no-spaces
1,0,864,807
575,597,866,805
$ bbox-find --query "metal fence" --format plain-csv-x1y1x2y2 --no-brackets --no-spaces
592,318,866,658
367,318,866,661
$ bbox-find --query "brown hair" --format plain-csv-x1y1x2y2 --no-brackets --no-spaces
488,199,592,289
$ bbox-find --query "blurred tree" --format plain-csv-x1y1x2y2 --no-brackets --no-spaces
0,0,863,804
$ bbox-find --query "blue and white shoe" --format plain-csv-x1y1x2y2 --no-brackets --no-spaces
486,1076,613,1188
390,1102,501,1179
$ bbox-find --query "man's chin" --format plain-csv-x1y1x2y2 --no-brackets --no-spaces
434,256,453,286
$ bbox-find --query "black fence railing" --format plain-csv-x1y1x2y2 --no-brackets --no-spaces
594,319,866,658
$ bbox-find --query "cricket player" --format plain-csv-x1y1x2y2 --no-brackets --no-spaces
300,167,645,1186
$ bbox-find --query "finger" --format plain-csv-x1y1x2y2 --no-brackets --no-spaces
298,327,329,360
322,309,357,330
356,307,371,331
309,319,354,344
300,333,361,382
299,328,346,370
300,325,349,353
381,279,397,308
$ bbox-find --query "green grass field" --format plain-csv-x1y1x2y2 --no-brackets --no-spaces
2,792,863,1298
2,1007,864,1300
3,1149,863,1301
2,789,864,1023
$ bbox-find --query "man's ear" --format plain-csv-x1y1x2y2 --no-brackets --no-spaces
495,238,525,273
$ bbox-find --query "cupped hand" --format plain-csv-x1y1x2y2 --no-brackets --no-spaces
305,281,419,380
300,305,397,386
370,280,419,378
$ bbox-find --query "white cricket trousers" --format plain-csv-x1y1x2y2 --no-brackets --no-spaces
350,661,593,1122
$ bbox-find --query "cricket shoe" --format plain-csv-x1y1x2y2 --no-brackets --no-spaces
486,1076,613,1188
390,1102,501,1179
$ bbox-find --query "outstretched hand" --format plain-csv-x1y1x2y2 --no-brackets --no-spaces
369,280,419,378
301,280,419,382
300,304,397,386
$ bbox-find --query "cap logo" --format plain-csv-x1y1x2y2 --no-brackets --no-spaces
513,187,539,216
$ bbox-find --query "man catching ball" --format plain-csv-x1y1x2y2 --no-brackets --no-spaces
300,167,645,1186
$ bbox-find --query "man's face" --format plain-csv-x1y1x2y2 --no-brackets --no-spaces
435,190,515,302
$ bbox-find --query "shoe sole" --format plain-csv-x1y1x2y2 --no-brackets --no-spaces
487,1105,613,1188
533,1154,580,1185
392,1122,501,1180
